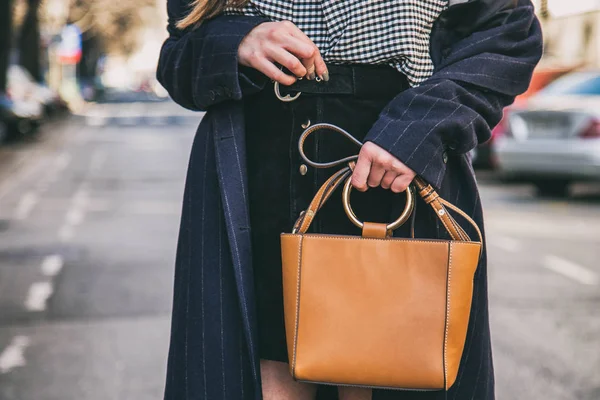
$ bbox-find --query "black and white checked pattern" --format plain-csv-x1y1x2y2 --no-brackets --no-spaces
225,0,448,86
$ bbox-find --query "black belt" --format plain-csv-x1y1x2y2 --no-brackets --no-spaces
276,64,409,101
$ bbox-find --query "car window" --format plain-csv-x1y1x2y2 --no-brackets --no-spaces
538,73,600,96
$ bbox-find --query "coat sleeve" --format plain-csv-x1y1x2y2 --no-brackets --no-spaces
156,0,269,111
363,0,543,189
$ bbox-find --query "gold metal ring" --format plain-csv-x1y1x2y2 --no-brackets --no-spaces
342,177,414,231
274,81,301,102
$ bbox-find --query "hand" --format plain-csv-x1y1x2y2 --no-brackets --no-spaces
351,142,416,193
238,21,328,86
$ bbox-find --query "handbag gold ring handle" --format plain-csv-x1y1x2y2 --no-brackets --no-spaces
342,177,415,231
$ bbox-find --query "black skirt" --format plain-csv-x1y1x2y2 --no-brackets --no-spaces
244,64,411,362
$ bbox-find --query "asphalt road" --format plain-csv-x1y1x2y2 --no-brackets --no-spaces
0,94,598,400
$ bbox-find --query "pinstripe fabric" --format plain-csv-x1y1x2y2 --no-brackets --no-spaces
157,1,542,399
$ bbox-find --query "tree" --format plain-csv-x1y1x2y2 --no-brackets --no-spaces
540,0,549,20
68,0,158,55
0,0,14,92
18,0,42,82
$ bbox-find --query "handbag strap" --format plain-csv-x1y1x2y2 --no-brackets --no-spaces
293,123,483,244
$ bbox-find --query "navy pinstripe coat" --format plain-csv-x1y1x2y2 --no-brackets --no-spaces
157,1,542,399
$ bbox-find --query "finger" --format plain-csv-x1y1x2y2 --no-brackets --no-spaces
300,53,326,81
266,45,307,78
251,56,297,86
390,175,412,194
314,54,328,81
285,26,327,80
367,164,386,188
280,35,318,80
279,33,318,61
380,170,398,189
303,61,316,80
351,154,372,192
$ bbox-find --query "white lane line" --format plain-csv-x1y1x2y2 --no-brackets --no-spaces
0,336,30,374
58,184,89,242
24,282,54,311
491,236,521,253
73,186,89,206
54,152,71,172
86,107,108,126
66,207,84,226
41,255,64,277
543,255,599,285
14,192,38,220
58,225,74,242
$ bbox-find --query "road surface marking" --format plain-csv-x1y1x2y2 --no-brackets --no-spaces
58,225,74,241
66,208,84,226
54,152,72,171
41,255,64,277
58,183,89,241
0,336,30,374
85,107,108,126
543,255,598,285
25,282,54,311
73,186,89,206
14,192,38,220
491,236,521,253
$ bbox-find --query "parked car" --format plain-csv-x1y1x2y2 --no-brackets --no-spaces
472,66,574,169
0,96,10,143
0,92,41,139
8,65,67,117
495,70,600,197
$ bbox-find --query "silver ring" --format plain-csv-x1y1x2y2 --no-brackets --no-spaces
274,81,301,102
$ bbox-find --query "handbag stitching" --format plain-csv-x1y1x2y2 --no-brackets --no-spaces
292,235,304,378
444,242,453,390
284,235,472,390
282,233,481,246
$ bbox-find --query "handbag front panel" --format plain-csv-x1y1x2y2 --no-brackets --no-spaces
282,234,450,390
445,241,481,389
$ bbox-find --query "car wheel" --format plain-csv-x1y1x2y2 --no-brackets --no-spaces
534,180,571,198
0,121,7,144
17,119,34,135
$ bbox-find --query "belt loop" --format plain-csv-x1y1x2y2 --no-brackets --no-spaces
351,67,357,96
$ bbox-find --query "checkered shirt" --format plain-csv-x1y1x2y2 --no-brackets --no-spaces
224,0,449,86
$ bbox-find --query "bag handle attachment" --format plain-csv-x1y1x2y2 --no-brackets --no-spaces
342,172,414,231
293,124,482,244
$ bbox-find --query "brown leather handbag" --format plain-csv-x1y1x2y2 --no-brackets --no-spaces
280,124,482,391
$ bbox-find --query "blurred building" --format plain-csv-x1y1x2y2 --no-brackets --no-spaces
533,0,600,69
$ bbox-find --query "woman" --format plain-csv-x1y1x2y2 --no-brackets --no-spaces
157,1,542,399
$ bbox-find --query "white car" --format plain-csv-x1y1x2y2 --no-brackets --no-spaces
495,71,600,197
8,65,61,118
